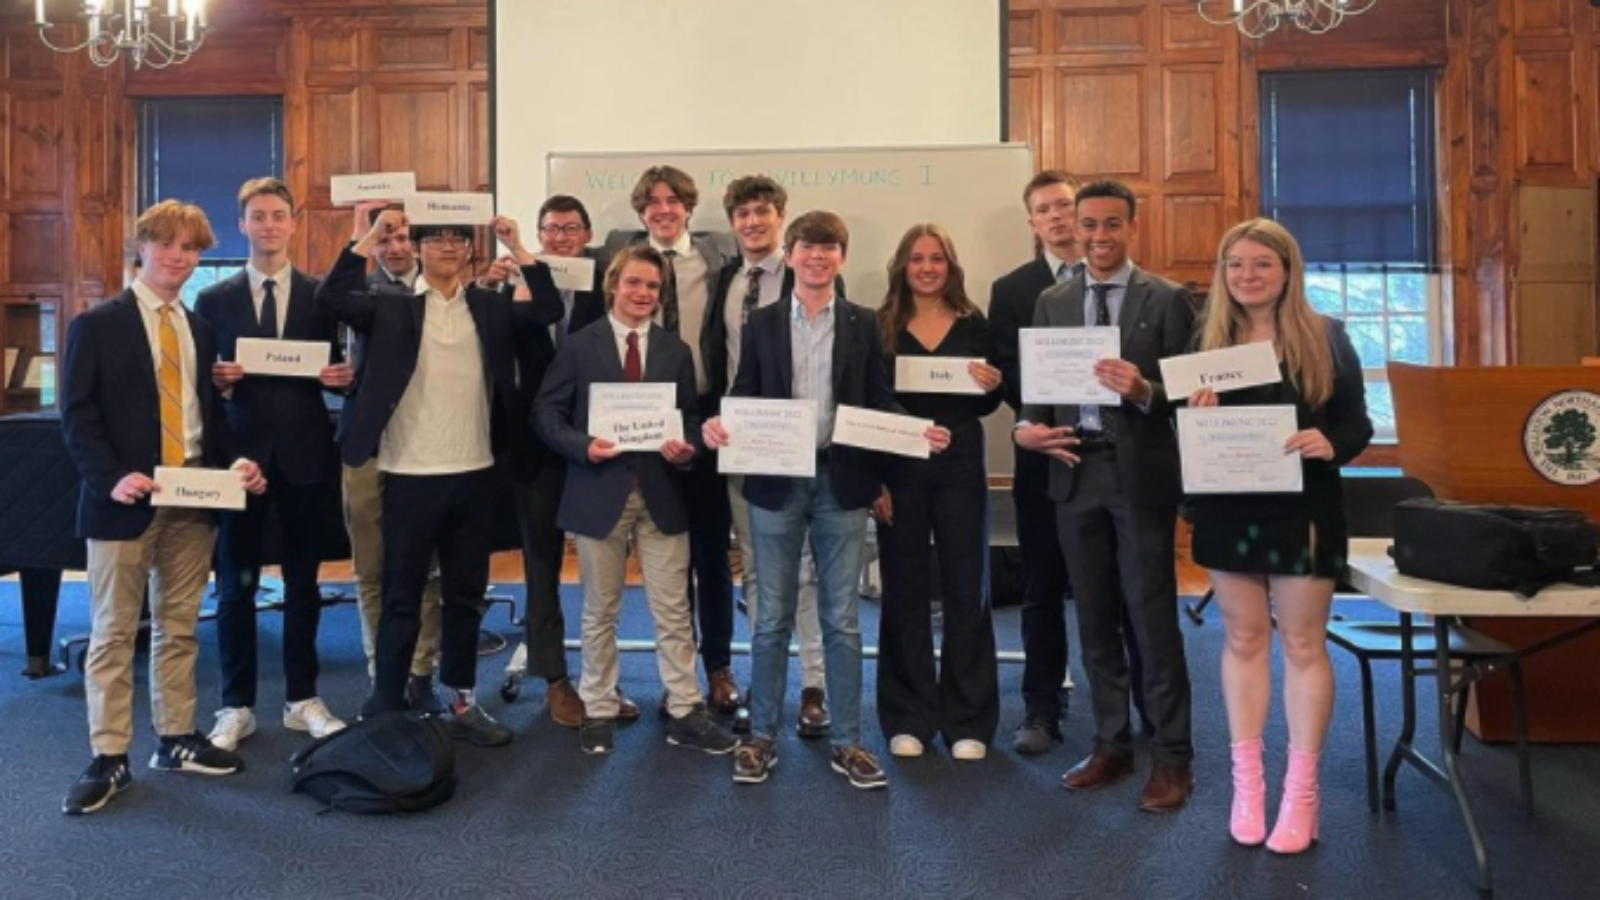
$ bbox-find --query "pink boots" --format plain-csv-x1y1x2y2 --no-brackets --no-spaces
1266,746,1321,854
1229,738,1267,846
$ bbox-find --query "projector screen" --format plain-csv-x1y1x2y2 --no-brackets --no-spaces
492,0,1006,227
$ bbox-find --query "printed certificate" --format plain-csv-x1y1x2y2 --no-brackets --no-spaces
1020,327,1120,405
717,398,817,478
589,383,681,452
1177,405,1303,494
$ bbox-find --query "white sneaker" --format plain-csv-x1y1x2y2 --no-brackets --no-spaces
951,739,988,762
284,697,347,739
889,734,924,758
207,707,257,752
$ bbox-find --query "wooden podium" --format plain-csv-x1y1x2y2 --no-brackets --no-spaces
1389,363,1600,742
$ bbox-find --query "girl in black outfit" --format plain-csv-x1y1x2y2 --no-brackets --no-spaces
872,224,1003,761
1184,219,1372,854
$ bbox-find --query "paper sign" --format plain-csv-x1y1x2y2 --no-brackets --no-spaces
894,356,984,395
831,405,932,459
1020,327,1121,405
330,172,417,206
1160,341,1280,398
151,466,247,510
718,398,817,477
536,255,597,293
1177,405,1303,495
235,338,331,378
589,383,680,451
405,192,495,225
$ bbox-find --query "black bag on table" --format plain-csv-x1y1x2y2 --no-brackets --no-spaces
1390,499,1600,596
289,711,457,814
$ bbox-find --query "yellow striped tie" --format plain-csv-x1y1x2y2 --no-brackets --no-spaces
158,304,185,466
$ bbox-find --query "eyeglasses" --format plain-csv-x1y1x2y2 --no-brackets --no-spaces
419,236,471,249
538,223,587,237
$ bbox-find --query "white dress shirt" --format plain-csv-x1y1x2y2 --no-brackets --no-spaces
246,260,293,335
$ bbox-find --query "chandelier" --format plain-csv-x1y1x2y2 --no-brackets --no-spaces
1197,0,1379,39
35,0,210,69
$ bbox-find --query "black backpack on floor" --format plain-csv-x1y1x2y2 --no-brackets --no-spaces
289,711,457,814
1391,499,1600,596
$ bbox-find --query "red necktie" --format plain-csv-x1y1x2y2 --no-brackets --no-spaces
624,331,641,382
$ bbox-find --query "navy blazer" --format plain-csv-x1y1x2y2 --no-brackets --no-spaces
193,267,341,486
532,319,701,540
989,256,1058,414
1019,266,1196,508
314,247,560,469
509,253,608,481
730,295,902,513
61,290,235,540
334,266,414,446
602,230,734,407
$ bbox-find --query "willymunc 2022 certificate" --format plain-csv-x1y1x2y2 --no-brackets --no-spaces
717,398,817,478
1176,405,1303,494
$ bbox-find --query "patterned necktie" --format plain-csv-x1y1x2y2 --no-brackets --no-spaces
1090,283,1113,327
260,278,279,338
659,250,680,334
624,331,642,382
158,304,185,466
742,266,763,326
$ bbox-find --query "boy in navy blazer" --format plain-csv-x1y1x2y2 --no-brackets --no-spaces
59,200,267,815
195,178,353,752
533,245,736,758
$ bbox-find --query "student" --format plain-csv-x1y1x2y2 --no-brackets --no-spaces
60,200,268,815
316,208,559,746
1014,180,1196,812
197,177,353,751
533,245,737,757
704,211,950,790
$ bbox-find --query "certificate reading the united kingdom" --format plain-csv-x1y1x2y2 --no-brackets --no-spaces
1177,405,1303,494
718,398,817,478
588,383,681,452
151,467,247,511
1020,327,1120,405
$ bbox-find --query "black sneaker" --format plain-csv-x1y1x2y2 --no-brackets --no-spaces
580,717,614,755
666,708,739,755
406,674,447,715
1012,716,1064,755
830,745,888,790
150,732,243,775
732,736,778,784
443,703,513,747
63,754,133,815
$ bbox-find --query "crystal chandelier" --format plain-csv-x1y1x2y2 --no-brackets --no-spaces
35,0,210,69
1197,0,1379,39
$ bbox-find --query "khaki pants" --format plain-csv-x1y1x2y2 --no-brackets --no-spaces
728,475,825,689
342,459,441,678
576,490,702,719
85,507,215,756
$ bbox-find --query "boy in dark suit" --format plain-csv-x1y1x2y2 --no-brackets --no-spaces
196,178,354,752
533,245,736,757
60,200,268,815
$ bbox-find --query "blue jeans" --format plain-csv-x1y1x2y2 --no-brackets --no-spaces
747,471,867,748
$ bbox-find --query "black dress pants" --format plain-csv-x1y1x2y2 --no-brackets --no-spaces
513,460,569,683
1014,443,1073,722
684,450,733,674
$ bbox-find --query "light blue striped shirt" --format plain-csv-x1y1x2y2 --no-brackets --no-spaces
790,295,836,449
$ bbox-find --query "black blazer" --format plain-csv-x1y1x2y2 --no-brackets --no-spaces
704,259,847,406
61,290,235,540
730,296,902,512
532,319,701,539
193,268,342,486
1020,266,1196,508
989,256,1058,414
314,247,559,469
503,259,605,482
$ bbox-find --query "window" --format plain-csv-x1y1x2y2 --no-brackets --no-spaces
137,97,284,306
1259,69,1442,440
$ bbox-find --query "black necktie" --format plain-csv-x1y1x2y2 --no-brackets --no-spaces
1090,283,1113,327
742,266,763,326
659,249,680,334
260,278,279,338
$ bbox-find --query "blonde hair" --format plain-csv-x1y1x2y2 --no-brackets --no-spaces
135,200,217,251
877,223,980,353
1200,218,1333,408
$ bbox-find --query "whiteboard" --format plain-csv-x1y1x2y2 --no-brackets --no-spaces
546,144,1035,313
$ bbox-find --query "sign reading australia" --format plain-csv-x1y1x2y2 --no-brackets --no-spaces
1523,390,1600,486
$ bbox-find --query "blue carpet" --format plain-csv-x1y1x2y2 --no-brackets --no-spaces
0,582,1596,899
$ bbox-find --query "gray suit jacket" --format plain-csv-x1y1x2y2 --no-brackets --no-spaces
532,318,702,539
1020,266,1195,508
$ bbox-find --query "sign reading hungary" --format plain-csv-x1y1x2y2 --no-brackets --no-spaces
1523,390,1600,485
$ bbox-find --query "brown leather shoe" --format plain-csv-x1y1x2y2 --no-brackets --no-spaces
615,689,640,722
546,678,584,729
707,667,742,714
1138,762,1195,813
1060,752,1135,791
797,687,830,738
